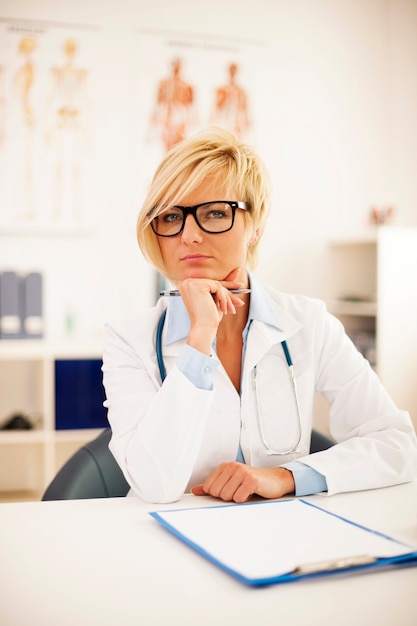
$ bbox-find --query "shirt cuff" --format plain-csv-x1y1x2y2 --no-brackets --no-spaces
177,344,219,390
281,461,328,496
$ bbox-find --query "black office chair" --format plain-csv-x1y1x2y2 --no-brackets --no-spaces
42,428,335,501
310,428,335,454
42,428,130,501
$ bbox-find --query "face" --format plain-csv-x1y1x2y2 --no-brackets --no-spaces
158,177,253,284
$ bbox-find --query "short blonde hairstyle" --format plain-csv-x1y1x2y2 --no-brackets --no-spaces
137,127,272,278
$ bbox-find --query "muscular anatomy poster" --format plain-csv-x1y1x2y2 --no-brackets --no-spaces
129,30,266,200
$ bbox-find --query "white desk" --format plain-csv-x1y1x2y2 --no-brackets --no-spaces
1,482,417,626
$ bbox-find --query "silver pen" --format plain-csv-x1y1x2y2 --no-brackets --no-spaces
160,289,251,296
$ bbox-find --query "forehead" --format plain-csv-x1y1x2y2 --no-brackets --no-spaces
175,176,238,206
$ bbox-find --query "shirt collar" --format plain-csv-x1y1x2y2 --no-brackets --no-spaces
247,274,283,331
165,295,190,345
164,274,283,345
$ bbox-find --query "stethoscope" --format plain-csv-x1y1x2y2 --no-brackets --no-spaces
156,308,303,456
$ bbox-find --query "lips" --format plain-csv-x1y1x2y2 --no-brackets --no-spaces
181,254,211,262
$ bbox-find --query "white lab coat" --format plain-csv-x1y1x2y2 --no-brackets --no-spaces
102,286,417,503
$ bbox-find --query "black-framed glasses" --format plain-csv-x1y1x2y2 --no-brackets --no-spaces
150,201,250,237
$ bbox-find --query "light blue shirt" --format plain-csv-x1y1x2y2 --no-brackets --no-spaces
164,277,328,496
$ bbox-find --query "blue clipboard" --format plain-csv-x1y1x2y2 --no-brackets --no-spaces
150,498,417,586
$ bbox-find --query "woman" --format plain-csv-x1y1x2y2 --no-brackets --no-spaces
102,127,417,504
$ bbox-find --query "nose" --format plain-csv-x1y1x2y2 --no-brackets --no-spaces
181,214,203,244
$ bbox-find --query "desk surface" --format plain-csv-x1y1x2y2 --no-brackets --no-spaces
1,482,417,626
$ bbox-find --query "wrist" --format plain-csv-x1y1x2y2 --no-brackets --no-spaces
187,326,216,356
276,467,295,496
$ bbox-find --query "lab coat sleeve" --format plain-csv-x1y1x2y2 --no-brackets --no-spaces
177,344,218,390
297,304,417,495
282,461,328,495
102,319,215,503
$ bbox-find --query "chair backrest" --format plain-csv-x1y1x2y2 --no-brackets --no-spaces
42,428,130,501
310,428,335,454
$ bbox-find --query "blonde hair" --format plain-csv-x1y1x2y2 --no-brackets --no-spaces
137,127,272,278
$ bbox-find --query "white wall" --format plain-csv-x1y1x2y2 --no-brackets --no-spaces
0,0,416,339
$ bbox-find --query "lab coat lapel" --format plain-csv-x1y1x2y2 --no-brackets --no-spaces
244,316,303,371
245,321,286,370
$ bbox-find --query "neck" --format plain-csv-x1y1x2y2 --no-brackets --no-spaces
216,294,249,393
217,293,250,339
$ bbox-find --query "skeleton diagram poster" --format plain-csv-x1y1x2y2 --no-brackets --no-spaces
0,18,97,233
128,30,267,208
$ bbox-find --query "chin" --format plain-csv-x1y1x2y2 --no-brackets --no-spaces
181,269,218,280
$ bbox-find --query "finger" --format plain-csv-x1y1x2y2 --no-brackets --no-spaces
200,462,230,494
230,294,245,308
191,484,207,496
230,481,255,503
203,462,241,499
217,468,255,502
213,288,236,315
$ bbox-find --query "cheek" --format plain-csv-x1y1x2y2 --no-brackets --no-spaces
238,229,253,256
158,239,174,263
224,237,251,266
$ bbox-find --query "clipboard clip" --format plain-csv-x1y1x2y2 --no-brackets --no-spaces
293,554,378,575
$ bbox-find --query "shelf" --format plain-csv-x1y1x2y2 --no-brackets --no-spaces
0,338,103,360
0,489,43,503
329,300,377,317
329,234,377,247
0,430,46,445
0,428,103,445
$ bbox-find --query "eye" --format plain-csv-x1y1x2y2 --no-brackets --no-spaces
207,210,227,219
160,210,182,224
200,203,232,221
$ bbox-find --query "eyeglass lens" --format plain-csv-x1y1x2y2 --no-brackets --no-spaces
152,202,235,236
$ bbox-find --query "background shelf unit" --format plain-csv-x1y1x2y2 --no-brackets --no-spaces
0,340,106,499
325,227,417,432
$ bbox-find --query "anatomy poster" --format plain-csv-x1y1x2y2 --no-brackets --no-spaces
0,19,97,233
129,30,267,201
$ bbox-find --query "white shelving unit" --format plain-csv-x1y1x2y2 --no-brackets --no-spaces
325,226,417,432
0,339,105,499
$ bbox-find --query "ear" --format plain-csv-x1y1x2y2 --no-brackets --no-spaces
249,229,260,245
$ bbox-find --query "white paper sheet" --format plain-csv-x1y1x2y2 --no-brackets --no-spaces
151,499,415,581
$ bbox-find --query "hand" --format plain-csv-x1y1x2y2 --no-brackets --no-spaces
178,268,246,355
191,462,295,503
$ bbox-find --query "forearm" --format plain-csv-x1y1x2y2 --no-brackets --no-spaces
302,421,417,495
106,363,214,503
